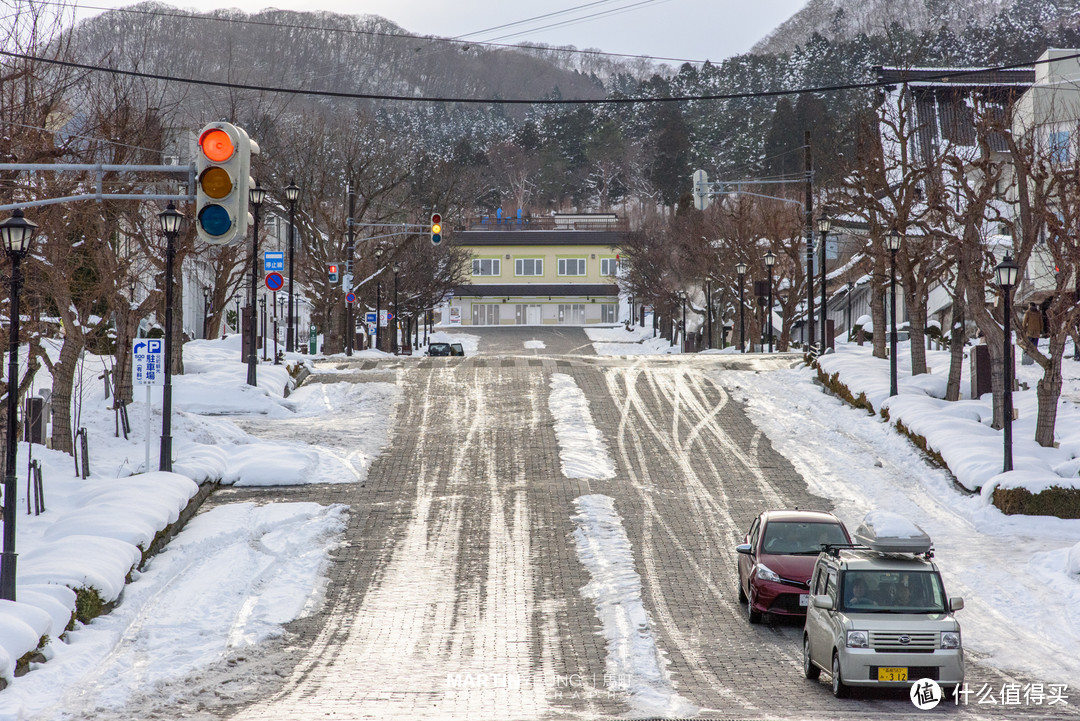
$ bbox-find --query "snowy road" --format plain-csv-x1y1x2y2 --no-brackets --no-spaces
40,330,1080,720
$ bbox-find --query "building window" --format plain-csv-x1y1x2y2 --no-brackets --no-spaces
601,303,618,323
558,304,586,324
515,258,543,276
1050,130,1071,164
472,304,500,325
558,258,586,276
472,258,501,276
600,258,618,277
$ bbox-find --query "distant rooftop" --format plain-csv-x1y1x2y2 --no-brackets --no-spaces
463,212,628,233
875,66,1035,88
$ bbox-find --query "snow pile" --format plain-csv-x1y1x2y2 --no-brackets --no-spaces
571,495,697,718
0,502,346,718
817,343,1080,493
523,340,545,349
547,374,615,479
859,510,924,538
585,321,683,355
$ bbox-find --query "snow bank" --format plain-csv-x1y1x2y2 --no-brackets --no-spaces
548,374,615,479
571,495,697,718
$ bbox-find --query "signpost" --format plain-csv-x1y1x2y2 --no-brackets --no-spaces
265,272,284,292
264,251,284,272
309,323,317,355
379,310,393,327
132,338,164,472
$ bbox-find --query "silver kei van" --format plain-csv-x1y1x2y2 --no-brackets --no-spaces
801,512,965,698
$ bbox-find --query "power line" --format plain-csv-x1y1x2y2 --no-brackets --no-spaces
3,48,1064,105
41,0,710,66
451,0,626,41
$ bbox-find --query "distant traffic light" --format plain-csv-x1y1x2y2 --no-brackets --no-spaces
195,122,259,245
430,212,443,246
328,264,339,283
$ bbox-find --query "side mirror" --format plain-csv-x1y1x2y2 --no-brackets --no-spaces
948,596,964,612
735,543,752,555
811,595,833,610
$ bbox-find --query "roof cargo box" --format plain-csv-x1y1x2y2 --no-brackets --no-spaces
853,511,932,554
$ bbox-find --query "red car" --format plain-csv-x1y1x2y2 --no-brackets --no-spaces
736,510,851,624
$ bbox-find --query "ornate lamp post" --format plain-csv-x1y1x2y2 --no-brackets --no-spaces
764,250,776,352
157,203,183,473
247,181,266,386
202,287,211,339
995,254,1019,473
284,181,300,352
705,279,712,350
374,246,384,352
817,214,831,353
887,226,903,396
392,261,400,355
736,261,747,352
0,208,38,601
846,280,854,340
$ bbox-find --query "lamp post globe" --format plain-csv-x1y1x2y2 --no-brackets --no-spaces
284,181,300,353
0,208,38,601
156,203,184,473
995,253,1019,473
246,182,265,386
887,226,903,396
735,262,747,353
764,251,776,352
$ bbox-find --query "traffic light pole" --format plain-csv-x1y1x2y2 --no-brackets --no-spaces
346,185,355,357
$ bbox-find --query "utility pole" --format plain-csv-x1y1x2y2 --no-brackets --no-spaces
345,184,355,357
805,131,815,350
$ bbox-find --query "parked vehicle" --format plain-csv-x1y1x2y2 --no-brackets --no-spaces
802,512,965,698
736,509,851,623
427,342,465,357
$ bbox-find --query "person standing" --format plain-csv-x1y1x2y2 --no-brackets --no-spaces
1023,302,1043,351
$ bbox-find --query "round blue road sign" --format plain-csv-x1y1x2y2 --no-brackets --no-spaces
265,272,284,291
345,292,357,304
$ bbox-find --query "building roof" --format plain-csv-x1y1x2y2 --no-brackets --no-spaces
875,66,1035,87
452,283,619,297
451,230,625,247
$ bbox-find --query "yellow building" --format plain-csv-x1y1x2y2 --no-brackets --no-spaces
447,213,626,326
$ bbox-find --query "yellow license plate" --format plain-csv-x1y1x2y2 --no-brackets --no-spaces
878,667,908,682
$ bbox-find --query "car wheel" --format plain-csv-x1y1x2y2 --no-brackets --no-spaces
803,635,820,680
737,575,747,604
746,591,762,624
831,652,848,698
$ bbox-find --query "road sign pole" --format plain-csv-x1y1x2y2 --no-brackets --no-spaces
145,385,152,473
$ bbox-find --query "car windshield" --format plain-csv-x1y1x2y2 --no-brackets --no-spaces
429,343,451,355
760,521,847,555
841,570,947,613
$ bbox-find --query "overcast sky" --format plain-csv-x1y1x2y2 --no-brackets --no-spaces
69,0,808,65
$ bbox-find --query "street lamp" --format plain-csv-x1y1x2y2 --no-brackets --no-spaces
157,203,183,473
284,181,300,353
392,261,400,355
678,290,687,353
995,254,1019,473
375,246,384,352
705,279,712,350
0,208,38,601
202,287,211,339
846,280,854,340
736,261,747,352
817,214,831,353
887,226,902,396
247,180,266,386
764,250,776,352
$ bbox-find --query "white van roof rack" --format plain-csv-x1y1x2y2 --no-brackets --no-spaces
852,512,933,556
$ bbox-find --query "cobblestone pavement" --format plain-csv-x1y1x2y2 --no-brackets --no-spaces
203,329,1078,721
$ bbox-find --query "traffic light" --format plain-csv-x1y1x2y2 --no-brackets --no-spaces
195,122,259,246
328,264,339,283
691,169,711,210
430,212,443,246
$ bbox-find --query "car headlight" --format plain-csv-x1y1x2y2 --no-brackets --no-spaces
941,632,961,649
755,563,780,583
846,630,869,648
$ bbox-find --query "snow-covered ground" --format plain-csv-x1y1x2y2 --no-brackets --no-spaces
716,353,1080,687
0,333,403,718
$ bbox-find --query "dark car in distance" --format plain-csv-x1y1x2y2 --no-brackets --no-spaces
427,342,464,357
736,509,851,623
